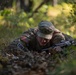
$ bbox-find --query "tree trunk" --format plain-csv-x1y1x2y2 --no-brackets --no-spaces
15,0,21,12
20,0,33,12
51,0,58,6
0,0,13,10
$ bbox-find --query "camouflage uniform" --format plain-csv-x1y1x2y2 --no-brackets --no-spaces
6,21,66,54
19,28,65,52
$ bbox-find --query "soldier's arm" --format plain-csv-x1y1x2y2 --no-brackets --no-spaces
52,29,65,44
20,28,36,42
49,29,65,53
20,28,37,50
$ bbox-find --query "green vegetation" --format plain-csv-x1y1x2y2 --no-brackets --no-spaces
0,3,76,49
0,1,76,75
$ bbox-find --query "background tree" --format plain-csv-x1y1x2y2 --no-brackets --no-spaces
0,0,13,10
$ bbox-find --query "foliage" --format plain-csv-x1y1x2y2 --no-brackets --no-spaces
0,2,76,75
49,60,76,75
47,45,76,75
0,2,76,47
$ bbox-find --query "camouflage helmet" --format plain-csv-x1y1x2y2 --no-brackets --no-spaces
37,21,55,39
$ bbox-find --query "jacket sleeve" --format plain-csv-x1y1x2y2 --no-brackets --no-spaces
20,28,36,47
52,29,65,44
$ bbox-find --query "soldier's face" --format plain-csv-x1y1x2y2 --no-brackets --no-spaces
37,36,50,46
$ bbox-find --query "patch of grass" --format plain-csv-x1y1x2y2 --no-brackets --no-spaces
0,25,28,50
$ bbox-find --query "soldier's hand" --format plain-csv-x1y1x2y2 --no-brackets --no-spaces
54,46,62,52
52,46,63,53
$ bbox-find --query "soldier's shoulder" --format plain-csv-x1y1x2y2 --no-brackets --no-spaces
53,28,60,33
62,33,74,41
53,28,62,36
23,27,38,35
20,27,38,43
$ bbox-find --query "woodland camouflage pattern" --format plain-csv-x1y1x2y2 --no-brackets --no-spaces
16,28,65,52
1,27,75,75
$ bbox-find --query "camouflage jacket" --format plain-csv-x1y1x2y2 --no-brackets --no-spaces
19,27,65,52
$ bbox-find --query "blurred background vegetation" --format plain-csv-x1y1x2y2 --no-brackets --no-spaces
0,0,76,75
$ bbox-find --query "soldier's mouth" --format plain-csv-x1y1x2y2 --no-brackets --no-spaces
39,42,47,46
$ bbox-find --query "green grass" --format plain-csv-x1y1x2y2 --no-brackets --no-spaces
0,25,28,50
